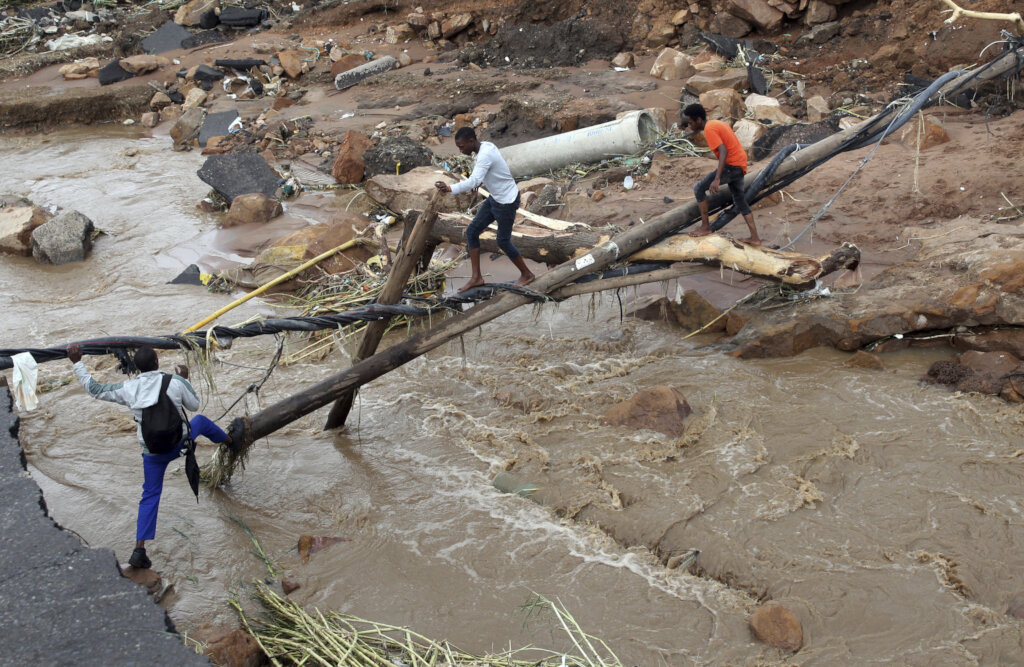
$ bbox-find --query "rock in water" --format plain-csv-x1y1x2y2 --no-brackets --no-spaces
224,194,283,226
31,210,94,265
197,154,281,202
0,206,52,256
603,386,692,436
749,601,803,651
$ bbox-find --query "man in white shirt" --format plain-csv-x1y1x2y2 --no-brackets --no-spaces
435,127,535,292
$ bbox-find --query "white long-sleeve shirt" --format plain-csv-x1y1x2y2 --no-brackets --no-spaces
73,362,198,453
450,141,519,204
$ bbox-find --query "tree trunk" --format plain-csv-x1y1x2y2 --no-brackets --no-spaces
430,217,857,285
323,192,444,429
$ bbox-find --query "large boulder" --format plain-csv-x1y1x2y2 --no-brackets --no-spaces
364,166,476,213
684,68,750,95
174,0,219,26
224,194,283,227
699,88,746,121
649,48,696,81
749,601,803,652
744,93,798,126
602,386,693,437
363,136,434,178
332,130,373,184
0,206,51,256
732,118,768,151
441,12,473,38
31,210,94,265
197,153,281,202
805,0,838,24
385,24,415,44
728,0,784,31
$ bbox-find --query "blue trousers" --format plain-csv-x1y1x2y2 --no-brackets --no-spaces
465,194,522,260
137,414,226,541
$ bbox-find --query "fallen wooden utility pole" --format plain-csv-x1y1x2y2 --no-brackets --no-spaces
324,192,444,429
221,49,1022,459
430,218,857,284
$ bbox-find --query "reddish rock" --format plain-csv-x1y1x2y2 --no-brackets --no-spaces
749,601,803,652
122,565,162,596
843,350,888,370
331,130,372,184
203,628,268,667
330,53,367,78
271,212,375,275
896,115,950,150
672,290,726,332
277,50,304,79
591,190,605,202
959,350,1019,378
174,0,219,26
282,578,301,595
297,535,350,563
224,194,283,227
603,386,692,437
979,258,1024,294
272,96,296,111
729,0,784,31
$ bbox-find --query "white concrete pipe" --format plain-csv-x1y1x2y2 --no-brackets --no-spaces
499,110,659,178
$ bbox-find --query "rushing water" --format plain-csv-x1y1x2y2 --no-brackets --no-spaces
3,130,1024,665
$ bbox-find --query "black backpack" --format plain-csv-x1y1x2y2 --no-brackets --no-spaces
141,374,184,454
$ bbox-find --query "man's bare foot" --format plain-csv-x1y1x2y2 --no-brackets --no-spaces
742,237,762,247
690,227,713,237
458,276,485,293
515,271,536,286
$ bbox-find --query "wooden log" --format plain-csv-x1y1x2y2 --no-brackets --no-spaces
225,51,1020,456
324,192,444,429
430,216,858,285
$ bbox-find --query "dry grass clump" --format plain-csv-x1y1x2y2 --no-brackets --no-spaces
232,582,623,667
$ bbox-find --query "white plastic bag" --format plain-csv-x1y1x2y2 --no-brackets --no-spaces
11,352,38,411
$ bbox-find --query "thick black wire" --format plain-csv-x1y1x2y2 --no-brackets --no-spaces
0,264,673,371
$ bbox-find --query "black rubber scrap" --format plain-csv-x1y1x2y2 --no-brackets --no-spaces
97,60,134,86
197,153,282,202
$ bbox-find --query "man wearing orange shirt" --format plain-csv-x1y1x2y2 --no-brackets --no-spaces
683,103,761,246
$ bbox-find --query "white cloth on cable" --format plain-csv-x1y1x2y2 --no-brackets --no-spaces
11,352,39,411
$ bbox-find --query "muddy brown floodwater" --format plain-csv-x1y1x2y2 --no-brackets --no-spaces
3,130,1024,665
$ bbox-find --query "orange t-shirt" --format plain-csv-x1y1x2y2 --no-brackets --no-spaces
703,119,748,173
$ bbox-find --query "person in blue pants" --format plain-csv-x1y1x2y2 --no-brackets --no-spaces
68,344,231,569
